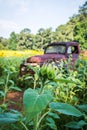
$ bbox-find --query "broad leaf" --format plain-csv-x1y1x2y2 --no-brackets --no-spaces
23,88,53,121
77,104,87,112
65,120,87,129
49,102,83,117
0,112,22,124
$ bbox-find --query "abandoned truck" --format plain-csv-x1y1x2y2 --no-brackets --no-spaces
20,42,80,76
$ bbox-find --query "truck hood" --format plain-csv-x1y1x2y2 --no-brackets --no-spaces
27,54,66,63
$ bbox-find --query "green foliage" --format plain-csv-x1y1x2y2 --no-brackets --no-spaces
0,57,22,111
23,88,53,121
0,37,8,50
8,32,18,50
0,2,87,129
0,59,87,129
0,110,23,124
75,58,87,103
74,17,87,50
0,35,87,130
65,120,87,129
49,102,83,117
0,67,21,105
77,104,87,113
0,57,25,84
75,58,87,83
65,103,87,129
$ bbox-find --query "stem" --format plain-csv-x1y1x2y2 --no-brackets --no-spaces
20,121,29,130
5,72,9,88
33,115,39,130
65,89,69,102
34,80,36,89
3,73,9,104
3,93,6,104
37,111,49,129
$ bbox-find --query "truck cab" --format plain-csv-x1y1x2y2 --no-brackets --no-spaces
20,42,80,76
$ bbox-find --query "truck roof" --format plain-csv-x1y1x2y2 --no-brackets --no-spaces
48,42,79,46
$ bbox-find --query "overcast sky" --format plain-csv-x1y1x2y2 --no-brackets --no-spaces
0,0,86,38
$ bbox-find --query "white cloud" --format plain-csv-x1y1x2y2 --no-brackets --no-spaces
0,20,21,38
0,20,20,29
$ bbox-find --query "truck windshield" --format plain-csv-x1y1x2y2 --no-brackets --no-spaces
45,45,66,54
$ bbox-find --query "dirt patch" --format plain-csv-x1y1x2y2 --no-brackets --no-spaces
0,92,24,112
7,92,24,111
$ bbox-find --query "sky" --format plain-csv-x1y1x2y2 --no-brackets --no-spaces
0,0,86,38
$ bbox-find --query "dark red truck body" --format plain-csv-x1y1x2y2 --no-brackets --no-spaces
20,42,80,76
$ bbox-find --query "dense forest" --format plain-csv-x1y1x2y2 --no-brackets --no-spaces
0,1,87,50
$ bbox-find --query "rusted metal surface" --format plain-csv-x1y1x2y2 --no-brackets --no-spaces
20,42,80,76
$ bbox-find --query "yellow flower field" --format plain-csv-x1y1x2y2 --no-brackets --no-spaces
0,50,87,60
0,50,43,57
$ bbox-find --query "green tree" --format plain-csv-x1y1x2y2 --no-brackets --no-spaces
0,37,8,50
20,28,31,34
74,1,87,49
8,32,18,50
17,28,35,50
34,27,53,50
55,23,74,42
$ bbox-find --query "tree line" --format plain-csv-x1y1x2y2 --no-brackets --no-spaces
0,1,87,51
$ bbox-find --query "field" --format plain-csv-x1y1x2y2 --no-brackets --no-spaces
0,50,87,130
0,50,43,57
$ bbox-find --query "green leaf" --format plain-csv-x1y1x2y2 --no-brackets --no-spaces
0,112,22,124
46,117,57,130
48,112,60,119
0,91,5,97
34,73,39,81
9,86,22,91
24,75,33,80
47,81,57,87
23,88,53,121
65,120,87,129
9,80,14,86
0,107,3,114
77,104,87,112
40,65,47,76
27,65,38,74
54,78,76,83
49,102,83,117
0,81,5,85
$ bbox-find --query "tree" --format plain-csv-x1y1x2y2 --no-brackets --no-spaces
34,27,53,50
20,28,31,34
8,32,18,50
79,1,87,16
74,1,87,49
17,29,34,50
55,23,75,42
0,37,8,50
